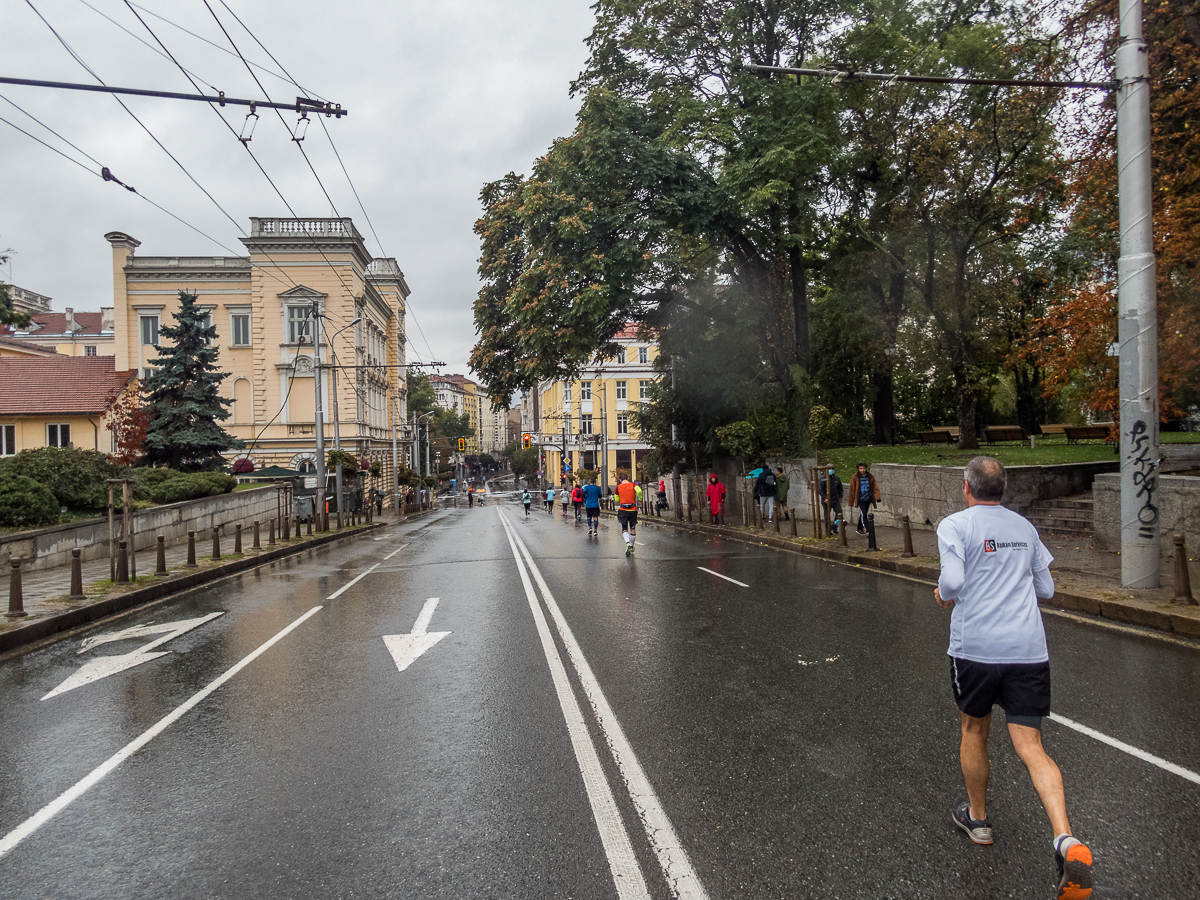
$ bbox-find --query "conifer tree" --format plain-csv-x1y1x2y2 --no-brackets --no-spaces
142,291,244,470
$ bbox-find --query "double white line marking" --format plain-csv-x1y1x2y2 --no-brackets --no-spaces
497,509,707,900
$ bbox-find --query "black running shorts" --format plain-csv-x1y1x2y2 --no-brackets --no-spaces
950,657,1051,722
585,506,599,517
617,509,638,531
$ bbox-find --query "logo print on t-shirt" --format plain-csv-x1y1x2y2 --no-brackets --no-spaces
983,539,997,553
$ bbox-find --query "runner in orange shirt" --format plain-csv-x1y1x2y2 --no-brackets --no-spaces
615,475,639,557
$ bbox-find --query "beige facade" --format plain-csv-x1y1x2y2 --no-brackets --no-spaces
8,308,115,357
108,217,410,476
537,327,659,489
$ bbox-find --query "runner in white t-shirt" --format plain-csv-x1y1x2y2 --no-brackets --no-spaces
935,456,1092,900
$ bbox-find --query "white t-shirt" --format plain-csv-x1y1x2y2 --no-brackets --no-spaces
937,504,1055,664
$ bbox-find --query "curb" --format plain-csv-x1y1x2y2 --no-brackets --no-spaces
609,509,1200,640
0,510,434,656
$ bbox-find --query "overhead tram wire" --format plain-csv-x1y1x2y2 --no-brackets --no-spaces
23,0,244,235
213,0,439,367
0,96,243,255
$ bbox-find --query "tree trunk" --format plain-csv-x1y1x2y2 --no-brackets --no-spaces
1014,365,1042,436
871,369,897,445
955,363,982,451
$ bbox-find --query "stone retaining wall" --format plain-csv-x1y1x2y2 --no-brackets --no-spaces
869,461,1117,530
1093,473,1200,560
0,486,285,572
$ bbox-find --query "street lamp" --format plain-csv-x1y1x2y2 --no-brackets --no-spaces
327,316,361,526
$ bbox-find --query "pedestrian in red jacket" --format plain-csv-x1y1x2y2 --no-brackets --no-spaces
706,474,726,525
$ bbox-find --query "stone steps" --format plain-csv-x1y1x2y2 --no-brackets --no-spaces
1020,495,1093,538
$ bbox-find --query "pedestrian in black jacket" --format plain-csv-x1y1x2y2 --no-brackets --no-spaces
819,465,844,531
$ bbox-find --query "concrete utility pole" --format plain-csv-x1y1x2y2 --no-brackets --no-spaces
1116,0,1159,588
312,302,327,528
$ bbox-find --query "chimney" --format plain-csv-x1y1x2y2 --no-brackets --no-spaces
65,308,76,333
101,307,115,331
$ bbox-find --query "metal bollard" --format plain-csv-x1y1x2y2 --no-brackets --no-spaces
212,526,221,561
790,513,797,538
70,548,85,600
337,509,343,530
234,523,243,555
283,515,291,541
187,530,198,567
901,515,916,559
839,515,848,548
1174,534,1196,605
117,540,129,584
7,558,27,618
307,515,313,536
866,513,879,552
253,521,261,550
774,511,781,533
156,535,167,575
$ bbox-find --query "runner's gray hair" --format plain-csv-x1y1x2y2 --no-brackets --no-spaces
965,456,1006,501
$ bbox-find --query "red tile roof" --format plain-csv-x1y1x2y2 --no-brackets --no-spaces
29,312,107,335
0,336,61,357
0,357,136,416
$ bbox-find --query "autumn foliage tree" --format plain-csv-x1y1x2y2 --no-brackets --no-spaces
105,381,151,466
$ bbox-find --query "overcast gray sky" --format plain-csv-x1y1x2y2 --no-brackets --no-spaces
1,0,596,376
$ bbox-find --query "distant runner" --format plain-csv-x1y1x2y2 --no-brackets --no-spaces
522,490,531,517
582,478,602,536
544,487,555,514
571,483,584,522
615,475,638,556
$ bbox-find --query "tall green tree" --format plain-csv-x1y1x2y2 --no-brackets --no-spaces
142,291,244,470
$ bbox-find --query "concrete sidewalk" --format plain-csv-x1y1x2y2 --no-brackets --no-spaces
628,507,1200,638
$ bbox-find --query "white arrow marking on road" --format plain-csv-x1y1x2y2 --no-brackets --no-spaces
42,612,224,701
382,597,450,672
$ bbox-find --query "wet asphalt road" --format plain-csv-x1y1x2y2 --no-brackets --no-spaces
0,502,1197,899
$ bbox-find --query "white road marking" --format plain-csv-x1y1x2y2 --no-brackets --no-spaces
1048,714,1200,786
327,563,381,599
501,510,709,900
0,606,323,860
382,597,451,672
497,511,650,900
383,543,408,561
43,613,225,701
696,567,748,588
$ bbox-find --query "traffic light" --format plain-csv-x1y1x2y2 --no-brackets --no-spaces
522,433,532,449
458,438,467,451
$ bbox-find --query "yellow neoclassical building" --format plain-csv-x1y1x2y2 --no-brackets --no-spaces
537,325,659,490
107,217,410,475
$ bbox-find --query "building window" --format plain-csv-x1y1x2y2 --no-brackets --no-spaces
616,413,629,435
84,345,98,357
616,348,626,364
639,379,651,400
564,382,572,402
232,314,251,347
1,424,14,455
288,306,313,344
580,380,592,401
615,380,627,400
47,423,71,448
580,414,593,435
140,316,159,347
639,346,648,363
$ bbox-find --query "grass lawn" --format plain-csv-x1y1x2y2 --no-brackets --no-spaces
821,431,1199,474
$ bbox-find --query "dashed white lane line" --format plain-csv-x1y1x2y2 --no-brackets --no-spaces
0,606,324,860
383,544,408,561
697,567,748,588
1049,714,1200,786
327,563,381,599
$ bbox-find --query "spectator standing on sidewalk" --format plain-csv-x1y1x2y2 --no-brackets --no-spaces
935,456,1092,900
754,466,777,522
706,474,726,525
819,465,844,532
774,467,790,521
847,462,879,535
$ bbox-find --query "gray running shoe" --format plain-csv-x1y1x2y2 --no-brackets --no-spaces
951,800,993,845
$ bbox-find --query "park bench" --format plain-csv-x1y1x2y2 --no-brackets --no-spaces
984,425,1027,443
1065,424,1115,443
918,430,954,444
1039,424,1069,436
